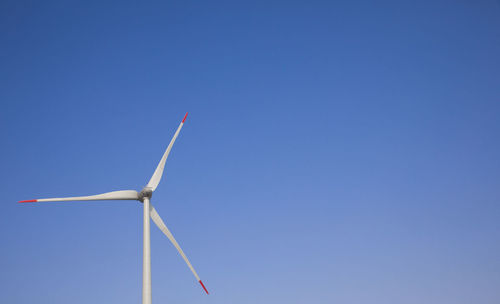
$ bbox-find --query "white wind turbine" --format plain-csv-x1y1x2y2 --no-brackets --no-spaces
19,112,208,304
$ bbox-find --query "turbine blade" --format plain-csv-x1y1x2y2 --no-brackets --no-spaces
146,112,188,191
19,190,139,203
149,204,209,294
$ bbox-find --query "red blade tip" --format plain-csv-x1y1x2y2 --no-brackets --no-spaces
182,112,188,123
199,280,209,294
19,199,37,203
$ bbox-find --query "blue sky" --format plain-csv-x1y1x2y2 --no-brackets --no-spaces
1,1,500,303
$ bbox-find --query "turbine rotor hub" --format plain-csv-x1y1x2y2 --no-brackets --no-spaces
138,187,153,202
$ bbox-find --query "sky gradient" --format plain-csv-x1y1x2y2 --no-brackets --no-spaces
1,1,500,303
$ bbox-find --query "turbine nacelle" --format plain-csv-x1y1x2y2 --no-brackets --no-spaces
138,187,153,202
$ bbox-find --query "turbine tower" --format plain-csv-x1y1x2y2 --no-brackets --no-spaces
19,113,208,304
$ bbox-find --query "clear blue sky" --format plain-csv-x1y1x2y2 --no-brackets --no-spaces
1,1,500,303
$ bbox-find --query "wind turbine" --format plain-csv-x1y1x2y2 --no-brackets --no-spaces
19,112,208,304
